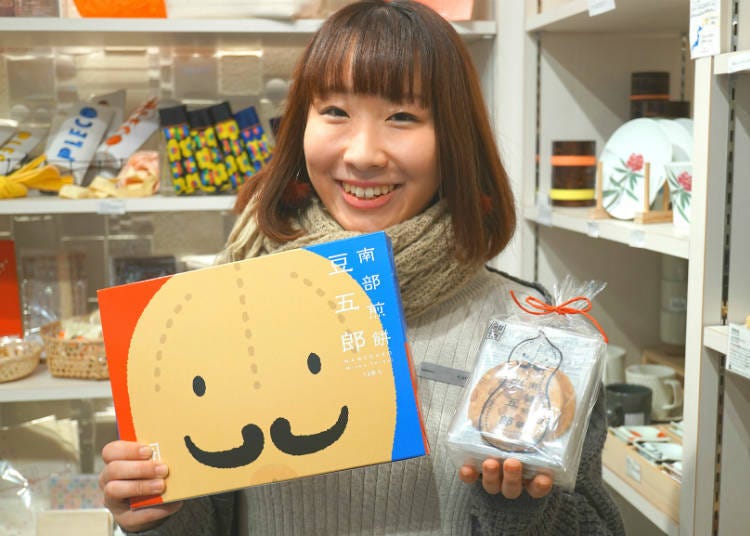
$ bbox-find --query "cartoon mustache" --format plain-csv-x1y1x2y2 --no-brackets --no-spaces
184,406,349,468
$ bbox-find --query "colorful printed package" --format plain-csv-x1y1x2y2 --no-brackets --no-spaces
98,231,428,507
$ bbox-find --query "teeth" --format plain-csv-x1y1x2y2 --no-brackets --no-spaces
343,183,395,199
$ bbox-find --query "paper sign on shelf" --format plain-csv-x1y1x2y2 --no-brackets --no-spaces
689,0,721,59
727,323,750,380
588,0,615,17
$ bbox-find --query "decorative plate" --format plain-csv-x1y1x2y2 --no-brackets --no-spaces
656,119,694,161
600,118,673,220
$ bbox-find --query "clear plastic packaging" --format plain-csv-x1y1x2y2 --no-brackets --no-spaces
446,277,607,490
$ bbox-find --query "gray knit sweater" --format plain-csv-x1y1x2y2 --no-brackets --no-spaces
128,268,625,536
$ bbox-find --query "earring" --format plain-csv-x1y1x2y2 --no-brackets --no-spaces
281,173,312,208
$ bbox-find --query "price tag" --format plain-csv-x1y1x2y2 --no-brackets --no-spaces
727,324,750,380
97,198,127,215
689,0,721,59
586,221,600,238
588,0,615,16
728,51,750,74
628,230,645,248
625,455,641,482
535,197,553,226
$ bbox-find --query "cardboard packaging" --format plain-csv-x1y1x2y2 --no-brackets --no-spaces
602,428,681,523
98,231,428,508
0,240,23,337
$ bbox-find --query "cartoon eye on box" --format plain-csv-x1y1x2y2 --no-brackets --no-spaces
98,232,428,508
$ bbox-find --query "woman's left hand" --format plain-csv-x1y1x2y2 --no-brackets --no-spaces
458,458,553,499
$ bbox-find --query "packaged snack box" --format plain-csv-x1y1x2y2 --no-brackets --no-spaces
98,231,428,508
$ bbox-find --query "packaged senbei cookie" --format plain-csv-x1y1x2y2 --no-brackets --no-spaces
446,277,607,490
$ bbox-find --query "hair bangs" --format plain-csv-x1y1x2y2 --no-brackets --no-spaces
302,8,434,107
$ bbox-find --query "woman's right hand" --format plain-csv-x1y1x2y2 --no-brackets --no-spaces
99,440,183,532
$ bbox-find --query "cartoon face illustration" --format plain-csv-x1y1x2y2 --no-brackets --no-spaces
127,249,398,504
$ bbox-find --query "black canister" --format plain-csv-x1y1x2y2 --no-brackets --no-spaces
630,71,670,119
549,140,597,207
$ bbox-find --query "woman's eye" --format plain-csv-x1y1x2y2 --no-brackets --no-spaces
321,106,348,118
389,112,418,123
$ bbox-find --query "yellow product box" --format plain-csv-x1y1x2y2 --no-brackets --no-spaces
98,231,428,508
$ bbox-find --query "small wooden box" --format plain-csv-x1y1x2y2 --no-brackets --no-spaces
602,430,680,524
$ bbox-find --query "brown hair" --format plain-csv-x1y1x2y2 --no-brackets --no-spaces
234,0,516,263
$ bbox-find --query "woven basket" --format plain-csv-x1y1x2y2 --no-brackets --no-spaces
41,319,109,380
0,338,42,383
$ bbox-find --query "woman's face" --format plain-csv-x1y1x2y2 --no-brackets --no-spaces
303,91,439,232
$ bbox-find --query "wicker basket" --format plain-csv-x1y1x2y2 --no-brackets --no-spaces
0,338,43,383
41,319,109,380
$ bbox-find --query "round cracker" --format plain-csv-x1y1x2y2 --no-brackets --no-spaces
468,361,576,452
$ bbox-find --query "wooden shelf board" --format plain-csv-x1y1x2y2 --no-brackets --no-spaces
526,0,688,34
524,204,690,259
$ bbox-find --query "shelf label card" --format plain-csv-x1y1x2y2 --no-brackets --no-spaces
628,230,645,248
690,0,721,59
588,0,615,16
586,221,600,238
535,196,553,226
727,324,750,380
97,199,127,215
625,455,641,482
728,52,750,74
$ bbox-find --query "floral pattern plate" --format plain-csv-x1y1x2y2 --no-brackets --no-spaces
600,118,673,220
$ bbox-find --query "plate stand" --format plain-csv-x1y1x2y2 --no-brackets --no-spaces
589,161,612,220
634,162,672,224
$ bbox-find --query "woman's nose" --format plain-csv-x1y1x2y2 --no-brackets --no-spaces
342,124,387,170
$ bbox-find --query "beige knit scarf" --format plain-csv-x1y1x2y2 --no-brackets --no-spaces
217,198,482,320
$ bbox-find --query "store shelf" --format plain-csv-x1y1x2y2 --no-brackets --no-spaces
0,17,496,48
603,465,680,535
0,194,237,215
0,363,111,402
526,0,688,34
704,324,729,354
523,205,690,259
714,50,750,75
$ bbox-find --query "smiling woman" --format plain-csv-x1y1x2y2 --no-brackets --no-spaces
99,2,624,535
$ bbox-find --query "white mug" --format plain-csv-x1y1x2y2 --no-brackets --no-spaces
625,364,683,421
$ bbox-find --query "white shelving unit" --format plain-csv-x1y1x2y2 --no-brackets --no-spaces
0,363,111,403
602,466,680,536
704,325,729,355
491,1,750,534
500,1,750,534
0,194,237,215
0,16,496,47
0,3,502,487
523,204,689,259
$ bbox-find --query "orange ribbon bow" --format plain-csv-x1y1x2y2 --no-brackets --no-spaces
510,290,609,343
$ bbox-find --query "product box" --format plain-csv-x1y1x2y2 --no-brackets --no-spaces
602,429,680,524
97,231,428,508
0,240,22,338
